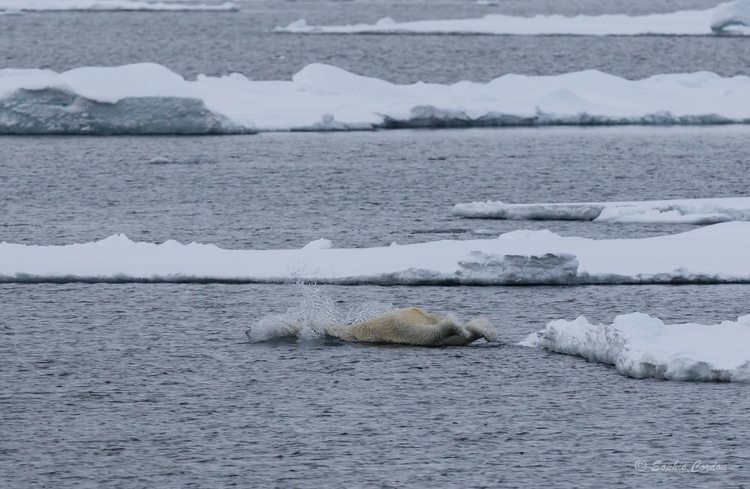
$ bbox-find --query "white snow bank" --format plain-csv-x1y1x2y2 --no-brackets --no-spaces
520,313,750,381
4,62,750,134
453,197,750,224
0,0,237,12
277,1,750,35
2,222,750,284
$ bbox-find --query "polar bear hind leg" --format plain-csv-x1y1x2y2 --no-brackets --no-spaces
465,317,498,343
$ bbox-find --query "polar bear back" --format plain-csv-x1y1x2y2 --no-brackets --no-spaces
328,307,460,345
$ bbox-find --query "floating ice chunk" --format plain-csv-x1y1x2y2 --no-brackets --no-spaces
711,0,750,31
376,17,396,26
301,238,333,250
453,197,750,224
521,313,750,381
2,223,750,284
0,0,238,12
284,18,309,30
276,2,750,36
148,157,172,164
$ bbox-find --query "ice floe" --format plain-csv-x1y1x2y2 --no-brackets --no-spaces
1,222,750,284
453,197,750,224
0,0,237,13
3,62,750,134
520,313,750,381
711,0,750,30
276,1,750,35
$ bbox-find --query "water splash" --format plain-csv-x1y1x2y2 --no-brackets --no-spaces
246,285,394,343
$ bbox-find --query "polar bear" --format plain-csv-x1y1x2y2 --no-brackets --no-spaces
247,307,497,346
325,307,497,346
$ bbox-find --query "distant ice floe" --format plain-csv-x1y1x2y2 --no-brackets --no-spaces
0,0,237,13
2,222,750,284
520,313,750,381
4,63,750,134
276,0,750,35
453,197,750,224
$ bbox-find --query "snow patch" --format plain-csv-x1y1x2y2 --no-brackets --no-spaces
521,313,750,381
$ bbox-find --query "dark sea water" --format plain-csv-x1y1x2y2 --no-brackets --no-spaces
3,283,750,488
3,126,750,248
1,1,750,487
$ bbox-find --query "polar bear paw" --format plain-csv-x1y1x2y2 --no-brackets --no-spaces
465,317,498,343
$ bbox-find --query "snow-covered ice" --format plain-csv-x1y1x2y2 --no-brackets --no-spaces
4,62,750,134
0,64,245,134
453,197,750,224
711,0,750,30
0,0,237,13
2,222,750,284
276,1,750,36
520,313,750,381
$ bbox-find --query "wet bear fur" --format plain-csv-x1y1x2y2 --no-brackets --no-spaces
325,307,497,346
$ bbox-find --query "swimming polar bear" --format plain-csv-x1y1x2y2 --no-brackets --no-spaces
326,307,498,346
247,307,497,346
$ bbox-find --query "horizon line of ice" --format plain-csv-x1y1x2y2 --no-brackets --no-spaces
276,1,750,36
4,62,750,134
0,0,238,13
453,197,750,224
520,312,750,381
277,1,750,35
1,222,750,284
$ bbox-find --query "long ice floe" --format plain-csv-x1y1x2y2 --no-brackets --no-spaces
0,0,237,13
3,62,750,134
2,222,750,284
520,313,750,381
453,197,750,224
276,1,750,35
